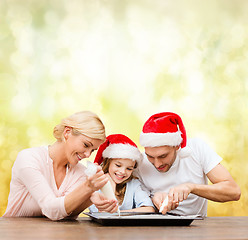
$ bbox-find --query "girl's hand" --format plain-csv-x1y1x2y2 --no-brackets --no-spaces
90,192,118,213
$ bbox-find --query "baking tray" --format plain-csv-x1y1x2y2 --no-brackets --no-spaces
84,212,203,226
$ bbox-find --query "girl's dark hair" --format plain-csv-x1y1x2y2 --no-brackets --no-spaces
101,158,137,204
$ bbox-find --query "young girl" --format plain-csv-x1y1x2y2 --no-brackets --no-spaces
89,134,155,213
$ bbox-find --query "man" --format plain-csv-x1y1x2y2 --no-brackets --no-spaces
136,112,241,216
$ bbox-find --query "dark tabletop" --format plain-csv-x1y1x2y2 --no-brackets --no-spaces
1,216,248,240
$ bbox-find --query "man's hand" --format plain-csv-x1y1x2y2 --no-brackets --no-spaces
167,183,193,204
90,192,118,213
152,183,193,214
152,192,178,214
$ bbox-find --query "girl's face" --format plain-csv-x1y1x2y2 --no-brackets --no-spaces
108,158,136,184
64,127,103,166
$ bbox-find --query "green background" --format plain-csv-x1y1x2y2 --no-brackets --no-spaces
0,0,247,216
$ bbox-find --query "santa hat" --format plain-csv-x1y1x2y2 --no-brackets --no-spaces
94,134,142,165
140,112,191,158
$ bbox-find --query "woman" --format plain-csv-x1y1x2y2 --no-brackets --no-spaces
3,111,117,220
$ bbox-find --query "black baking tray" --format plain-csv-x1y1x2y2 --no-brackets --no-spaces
84,212,203,226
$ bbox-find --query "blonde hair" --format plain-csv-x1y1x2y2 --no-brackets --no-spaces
102,158,137,204
53,111,106,141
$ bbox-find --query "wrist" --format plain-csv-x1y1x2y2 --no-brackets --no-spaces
188,183,196,193
83,179,95,196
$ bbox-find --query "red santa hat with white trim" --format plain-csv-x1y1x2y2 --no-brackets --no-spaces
94,134,142,165
139,112,191,158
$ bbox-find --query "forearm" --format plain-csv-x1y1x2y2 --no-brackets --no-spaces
69,199,93,217
65,180,94,215
65,167,110,216
190,180,241,202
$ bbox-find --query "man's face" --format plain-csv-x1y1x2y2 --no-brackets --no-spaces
144,145,179,173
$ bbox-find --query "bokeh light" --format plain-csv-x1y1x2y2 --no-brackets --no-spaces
1,0,248,216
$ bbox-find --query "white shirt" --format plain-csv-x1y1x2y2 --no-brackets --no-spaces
136,138,222,217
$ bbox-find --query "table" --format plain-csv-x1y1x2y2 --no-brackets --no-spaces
1,216,248,240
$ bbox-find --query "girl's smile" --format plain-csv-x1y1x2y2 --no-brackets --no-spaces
108,158,136,184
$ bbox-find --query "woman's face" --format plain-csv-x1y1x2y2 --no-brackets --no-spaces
64,127,103,166
108,158,136,184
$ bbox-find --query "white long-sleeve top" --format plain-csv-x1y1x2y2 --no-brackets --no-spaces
3,146,86,220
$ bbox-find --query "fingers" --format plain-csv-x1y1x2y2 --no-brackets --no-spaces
106,201,119,213
156,185,191,214
97,200,118,213
170,201,179,211
167,190,180,211
166,192,174,212
173,191,179,204
153,199,161,210
161,200,179,214
178,192,184,202
91,192,118,213
152,192,164,210
87,167,109,191
161,206,168,215
91,193,109,206
153,192,173,214
88,176,108,191
183,191,189,200
167,186,190,211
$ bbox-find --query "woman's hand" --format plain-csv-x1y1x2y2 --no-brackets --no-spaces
86,165,109,192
